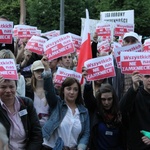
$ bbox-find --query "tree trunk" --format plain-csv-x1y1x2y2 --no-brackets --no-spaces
19,0,26,24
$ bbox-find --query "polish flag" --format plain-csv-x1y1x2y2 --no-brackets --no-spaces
76,9,92,73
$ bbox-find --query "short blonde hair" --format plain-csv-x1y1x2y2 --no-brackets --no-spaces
0,49,16,63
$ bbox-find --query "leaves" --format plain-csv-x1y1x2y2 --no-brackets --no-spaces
0,0,149,36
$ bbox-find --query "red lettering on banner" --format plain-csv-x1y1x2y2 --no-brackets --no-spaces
0,61,13,65
87,57,112,68
0,35,10,39
5,66,15,70
4,30,11,34
105,63,112,68
0,24,13,28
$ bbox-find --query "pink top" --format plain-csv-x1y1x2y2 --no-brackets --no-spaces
0,97,26,150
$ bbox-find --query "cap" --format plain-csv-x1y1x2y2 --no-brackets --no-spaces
123,31,139,41
31,60,44,73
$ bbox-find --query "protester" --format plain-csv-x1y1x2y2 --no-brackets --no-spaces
120,71,150,149
112,31,140,100
123,31,139,46
91,32,98,58
26,60,50,127
49,59,58,75
41,57,90,150
16,64,25,97
0,123,9,150
58,54,73,69
0,49,26,97
72,56,78,71
0,76,43,150
16,38,46,86
83,81,125,149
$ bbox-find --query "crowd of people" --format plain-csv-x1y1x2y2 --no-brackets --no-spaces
1,15,150,150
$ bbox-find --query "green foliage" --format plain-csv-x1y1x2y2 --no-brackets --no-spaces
27,0,60,32
0,0,150,36
0,0,20,24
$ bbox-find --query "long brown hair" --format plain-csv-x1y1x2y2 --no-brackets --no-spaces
60,77,83,105
31,74,36,91
96,83,121,126
96,83,119,115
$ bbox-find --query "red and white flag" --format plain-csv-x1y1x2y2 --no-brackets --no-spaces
76,9,92,73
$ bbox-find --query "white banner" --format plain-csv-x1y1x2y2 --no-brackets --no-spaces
100,10,134,24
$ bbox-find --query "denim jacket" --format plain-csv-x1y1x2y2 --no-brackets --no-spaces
42,72,90,150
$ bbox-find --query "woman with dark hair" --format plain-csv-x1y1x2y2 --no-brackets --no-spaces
41,56,90,150
83,83,126,150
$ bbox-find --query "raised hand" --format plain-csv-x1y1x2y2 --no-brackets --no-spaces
41,55,49,71
132,71,142,91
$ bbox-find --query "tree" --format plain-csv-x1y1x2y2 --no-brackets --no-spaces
27,0,60,32
0,0,20,24
20,0,26,24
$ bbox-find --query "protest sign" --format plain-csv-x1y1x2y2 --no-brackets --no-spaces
143,39,150,52
0,59,18,80
100,10,134,24
97,40,110,53
96,23,111,37
84,55,115,81
43,33,75,61
81,18,100,39
114,43,143,68
54,67,82,85
69,33,82,50
25,35,47,55
41,30,60,39
0,21,13,44
120,52,150,74
111,41,122,52
14,25,37,39
114,22,134,36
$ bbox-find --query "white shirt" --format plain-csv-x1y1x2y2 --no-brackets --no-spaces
43,106,82,148
34,93,49,127
17,75,25,97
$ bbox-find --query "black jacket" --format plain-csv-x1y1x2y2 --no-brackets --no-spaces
84,83,126,150
120,86,150,150
0,96,43,150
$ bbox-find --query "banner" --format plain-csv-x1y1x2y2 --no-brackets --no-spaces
14,25,38,39
114,43,143,68
143,39,150,52
100,10,134,24
97,40,110,53
96,23,111,37
120,52,150,74
114,22,134,36
25,35,47,55
43,33,74,61
84,55,116,81
54,67,82,84
0,21,13,44
41,30,60,39
70,33,82,50
0,59,18,80
81,18,100,39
